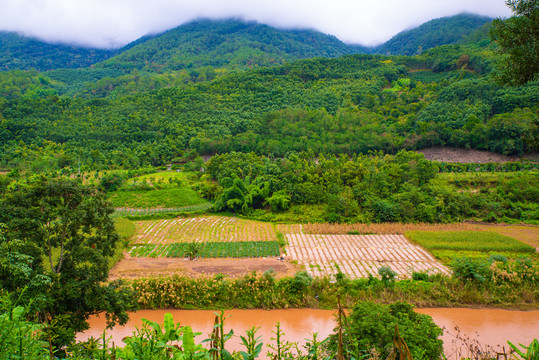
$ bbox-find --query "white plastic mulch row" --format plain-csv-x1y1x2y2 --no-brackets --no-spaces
285,234,450,279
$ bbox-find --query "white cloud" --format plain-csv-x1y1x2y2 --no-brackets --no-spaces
0,0,512,48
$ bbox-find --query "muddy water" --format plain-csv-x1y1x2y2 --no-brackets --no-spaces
79,308,539,357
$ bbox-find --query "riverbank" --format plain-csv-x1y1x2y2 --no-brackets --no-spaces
127,268,539,310
78,308,539,359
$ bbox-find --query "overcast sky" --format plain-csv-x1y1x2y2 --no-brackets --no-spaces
0,0,512,49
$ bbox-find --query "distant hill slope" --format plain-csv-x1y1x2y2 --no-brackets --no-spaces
0,31,116,71
98,19,359,72
373,13,492,56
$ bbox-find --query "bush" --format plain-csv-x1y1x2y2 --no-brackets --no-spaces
100,171,127,192
451,257,491,283
378,265,397,285
326,301,443,360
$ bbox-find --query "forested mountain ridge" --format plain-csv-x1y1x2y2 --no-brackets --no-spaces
0,31,116,71
1,14,492,74
96,19,358,72
373,14,493,56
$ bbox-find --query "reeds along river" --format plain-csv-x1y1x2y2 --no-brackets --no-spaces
78,308,539,358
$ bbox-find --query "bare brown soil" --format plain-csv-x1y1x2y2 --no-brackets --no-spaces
109,253,298,280
417,147,538,163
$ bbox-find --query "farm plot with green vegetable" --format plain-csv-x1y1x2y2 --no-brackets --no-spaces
405,231,537,262
130,241,280,258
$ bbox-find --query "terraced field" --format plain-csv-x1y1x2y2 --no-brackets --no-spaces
285,234,450,279
133,216,277,244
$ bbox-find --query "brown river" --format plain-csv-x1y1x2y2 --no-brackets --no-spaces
78,308,539,358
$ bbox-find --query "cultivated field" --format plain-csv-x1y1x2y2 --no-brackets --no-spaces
285,234,450,279
293,222,482,235
405,230,537,262
133,216,277,244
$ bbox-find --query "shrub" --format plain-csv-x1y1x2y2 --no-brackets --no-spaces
451,257,491,283
378,265,397,285
326,301,443,360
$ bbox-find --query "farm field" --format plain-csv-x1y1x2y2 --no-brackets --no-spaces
133,216,277,244
285,234,450,279
114,216,538,280
109,256,296,279
295,222,482,235
129,241,280,258
475,225,539,251
405,230,538,262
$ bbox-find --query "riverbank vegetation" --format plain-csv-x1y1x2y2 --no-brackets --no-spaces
128,255,538,310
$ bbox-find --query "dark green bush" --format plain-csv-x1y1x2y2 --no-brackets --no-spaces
326,301,443,360
451,257,491,283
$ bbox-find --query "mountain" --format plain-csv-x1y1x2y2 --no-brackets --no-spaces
0,31,116,71
93,19,359,72
373,13,492,56
0,15,493,73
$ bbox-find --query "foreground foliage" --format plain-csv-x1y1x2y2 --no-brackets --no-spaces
0,177,137,350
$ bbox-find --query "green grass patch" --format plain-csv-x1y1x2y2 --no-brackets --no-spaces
109,187,208,208
406,231,536,262
129,241,281,258
109,171,209,208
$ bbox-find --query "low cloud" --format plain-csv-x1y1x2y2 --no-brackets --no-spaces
0,0,512,49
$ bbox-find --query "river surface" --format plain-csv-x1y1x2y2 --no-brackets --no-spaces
78,308,539,358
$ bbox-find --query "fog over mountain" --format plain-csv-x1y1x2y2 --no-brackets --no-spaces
0,0,511,49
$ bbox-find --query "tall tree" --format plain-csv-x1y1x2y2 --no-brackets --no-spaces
0,176,136,350
490,0,539,85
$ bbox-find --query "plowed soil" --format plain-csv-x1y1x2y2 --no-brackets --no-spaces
417,147,538,163
109,254,297,280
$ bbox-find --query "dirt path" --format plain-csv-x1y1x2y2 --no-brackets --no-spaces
417,147,538,163
109,253,298,280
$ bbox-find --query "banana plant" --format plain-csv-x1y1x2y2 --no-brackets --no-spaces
508,339,539,360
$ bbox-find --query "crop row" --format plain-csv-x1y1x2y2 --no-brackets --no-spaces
134,216,277,244
112,203,213,217
285,234,450,279
129,241,281,258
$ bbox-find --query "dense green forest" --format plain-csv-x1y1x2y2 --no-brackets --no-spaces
373,13,493,56
101,19,358,72
1,45,537,171
0,31,116,71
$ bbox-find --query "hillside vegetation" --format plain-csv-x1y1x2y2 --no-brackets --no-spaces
0,31,115,71
374,13,492,55
1,43,537,171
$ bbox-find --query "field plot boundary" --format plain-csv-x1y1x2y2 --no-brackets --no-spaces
285,234,450,279
133,216,277,244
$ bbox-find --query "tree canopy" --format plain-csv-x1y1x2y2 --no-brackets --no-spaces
0,177,136,349
491,0,539,85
